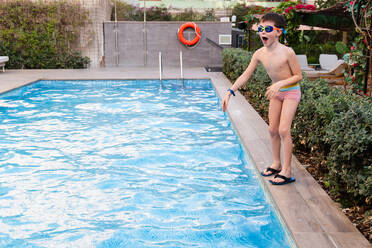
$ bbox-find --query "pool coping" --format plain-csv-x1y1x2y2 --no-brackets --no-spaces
0,67,370,248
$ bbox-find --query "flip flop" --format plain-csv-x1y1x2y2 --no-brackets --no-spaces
260,167,281,177
269,174,296,185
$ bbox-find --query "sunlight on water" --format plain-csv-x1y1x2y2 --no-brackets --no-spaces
0,80,291,248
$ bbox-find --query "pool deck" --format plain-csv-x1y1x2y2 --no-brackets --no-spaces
0,67,370,248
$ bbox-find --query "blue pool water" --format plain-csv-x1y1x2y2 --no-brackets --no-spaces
0,80,291,247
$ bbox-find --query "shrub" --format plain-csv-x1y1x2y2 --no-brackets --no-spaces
222,48,372,207
0,0,90,69
171,8,200,21
112,1,142,21
325,99,372,205
113,2,216,22
171,8,215,22
293,79,371,206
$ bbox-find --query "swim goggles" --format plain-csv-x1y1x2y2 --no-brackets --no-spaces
257,25,287,34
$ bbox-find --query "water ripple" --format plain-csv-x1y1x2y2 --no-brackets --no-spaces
0,80,291,248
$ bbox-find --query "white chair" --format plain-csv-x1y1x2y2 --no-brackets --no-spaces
0,56,9,72
296,54,315,71
305,59,347,82
319,54,339,71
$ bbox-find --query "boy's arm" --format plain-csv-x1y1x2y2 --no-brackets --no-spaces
222,52,259,112
229,52,260,93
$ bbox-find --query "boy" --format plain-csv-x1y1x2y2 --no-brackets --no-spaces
222,13,302,185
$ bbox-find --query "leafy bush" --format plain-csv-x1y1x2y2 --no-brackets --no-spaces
171,8,202,21
0,0,90,69
231,3,251,24
343,38,368,94
112,2,215,22
292,32,347,63
232,3,272,24
223,48,372,207
325,99,372,205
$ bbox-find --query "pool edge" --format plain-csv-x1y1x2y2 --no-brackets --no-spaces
0,67,369,248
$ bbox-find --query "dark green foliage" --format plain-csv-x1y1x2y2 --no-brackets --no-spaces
291,30,351,63
112,2,216,22
113,4,172,21
172,8,202,21
231,3,250,23
294,79,371,206
315,0,345,9
223,48,372,207
325,100,372,205
0,0,90,69
335,41,349,55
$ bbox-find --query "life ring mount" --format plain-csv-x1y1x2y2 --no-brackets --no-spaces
178,22,201,46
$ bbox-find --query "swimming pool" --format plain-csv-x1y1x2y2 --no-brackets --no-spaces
0,79,292,247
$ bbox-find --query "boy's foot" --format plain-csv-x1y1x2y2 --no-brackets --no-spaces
269,174,295,185
260,167,281,177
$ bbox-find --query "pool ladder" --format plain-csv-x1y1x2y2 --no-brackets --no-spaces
159,52,163,82
158,51,184,87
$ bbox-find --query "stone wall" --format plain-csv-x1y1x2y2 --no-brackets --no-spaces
103,21,231,67
78,0,113,68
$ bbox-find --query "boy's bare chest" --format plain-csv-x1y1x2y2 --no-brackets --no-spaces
260,55,288,72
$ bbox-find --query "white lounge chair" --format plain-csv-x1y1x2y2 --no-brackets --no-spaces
0,56,9,72
296,54,315,71
319,54,339,71
305,58,346,82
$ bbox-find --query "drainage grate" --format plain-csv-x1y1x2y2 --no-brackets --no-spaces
205,67,223,72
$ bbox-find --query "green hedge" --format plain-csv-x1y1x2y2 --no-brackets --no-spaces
112,1,216,21
0,0,90,69
223,48,372,206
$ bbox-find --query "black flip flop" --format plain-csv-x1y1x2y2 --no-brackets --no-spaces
269,174,296,185
260,167,281,177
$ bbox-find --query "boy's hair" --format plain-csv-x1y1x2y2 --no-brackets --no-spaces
260,12,286,29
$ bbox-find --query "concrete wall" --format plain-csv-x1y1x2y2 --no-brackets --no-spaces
104,21,231,67
78,0,113,68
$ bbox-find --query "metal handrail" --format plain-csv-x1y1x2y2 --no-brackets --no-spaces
180,51,184,87
159,52,163,82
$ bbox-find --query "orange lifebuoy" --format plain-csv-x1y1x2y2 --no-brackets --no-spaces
178,22,201,46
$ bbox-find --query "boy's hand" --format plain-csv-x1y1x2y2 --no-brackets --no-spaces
265,83,281,99
222,93,231,112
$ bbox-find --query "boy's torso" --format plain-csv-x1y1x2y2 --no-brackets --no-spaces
256,44,294,84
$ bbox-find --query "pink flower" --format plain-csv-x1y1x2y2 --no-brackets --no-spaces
285,6,294,13
350,1,354,5
305,5,316,10
353,63,358,67
351,46,355,50
296,4,304,9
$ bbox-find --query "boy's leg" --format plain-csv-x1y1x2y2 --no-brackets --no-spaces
271,99,299,183
262,97,282,175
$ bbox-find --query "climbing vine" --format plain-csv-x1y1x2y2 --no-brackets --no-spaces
274,0,316,47
345,0,371,94
0,0,90,69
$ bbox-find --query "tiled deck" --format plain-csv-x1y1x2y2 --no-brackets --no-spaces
0,67,370,248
